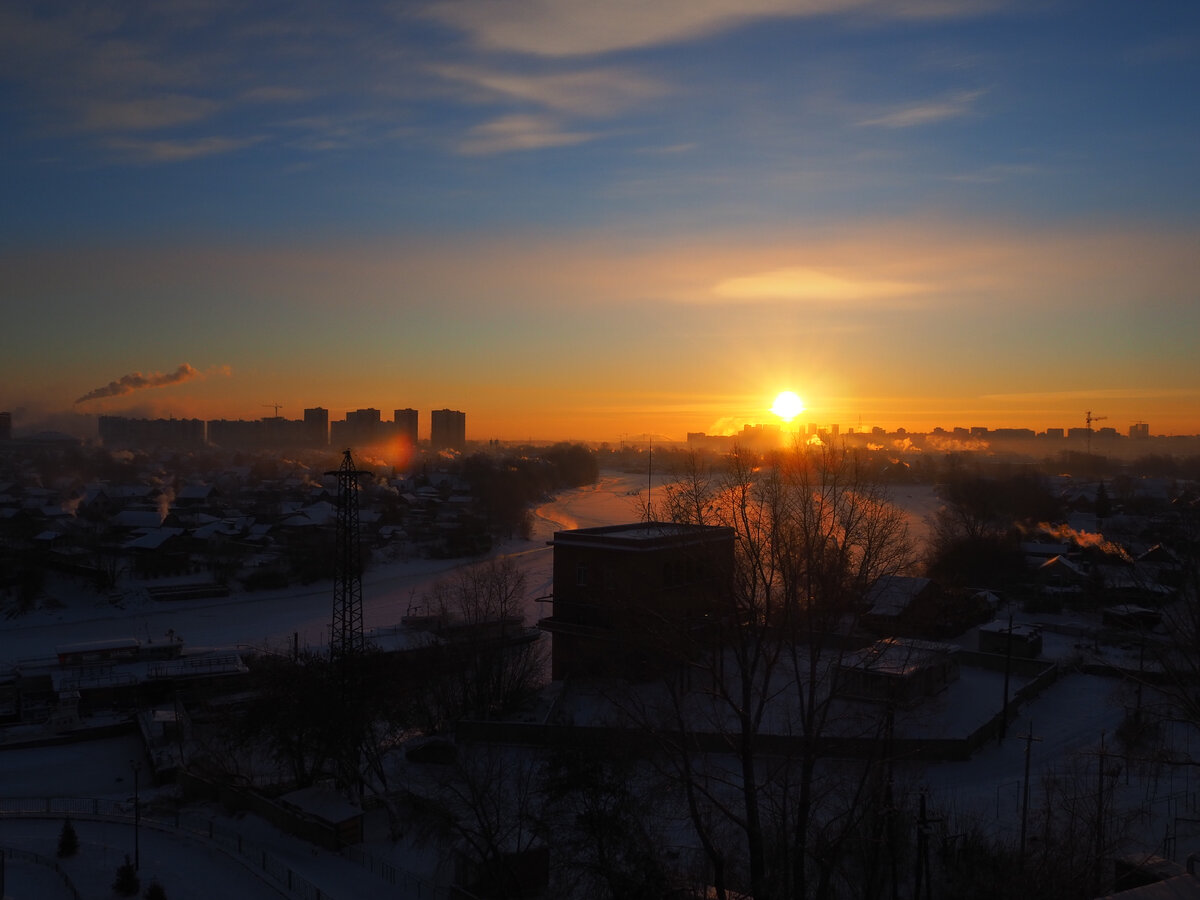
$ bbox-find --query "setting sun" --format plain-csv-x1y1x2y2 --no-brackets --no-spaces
770,391,805,423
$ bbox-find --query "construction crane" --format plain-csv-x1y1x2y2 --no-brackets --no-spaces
1085,410,1107,454
262,403,283,418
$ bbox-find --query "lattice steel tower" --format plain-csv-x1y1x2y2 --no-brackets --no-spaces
328,449,369,662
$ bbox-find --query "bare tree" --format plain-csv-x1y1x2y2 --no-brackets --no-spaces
623,441,915,900
414,557,546,726
938,749,1135,900
441,556,528,630
427,743,548,900
542,736,674,900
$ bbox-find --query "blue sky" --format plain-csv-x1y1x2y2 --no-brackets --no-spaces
3,0,1199,441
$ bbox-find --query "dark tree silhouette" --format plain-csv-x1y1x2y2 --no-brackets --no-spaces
113,854,140,896
56,817,78,858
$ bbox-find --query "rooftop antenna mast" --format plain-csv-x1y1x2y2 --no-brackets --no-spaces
328,449,369,664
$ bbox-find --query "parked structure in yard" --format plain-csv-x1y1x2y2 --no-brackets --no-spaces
838,637,961,707
978,620,1043,657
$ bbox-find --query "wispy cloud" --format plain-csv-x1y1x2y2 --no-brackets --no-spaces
858,89,982,128
945,162,1040,183
639,142,698,155
0,3,393,161
708,267,929,305
456,114,596,154
240,85,317,104
103,135,263,163
80,94,220,132
425,0,985,58
431,64,666,116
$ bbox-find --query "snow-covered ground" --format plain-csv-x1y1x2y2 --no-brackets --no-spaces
18,470,1166,897
0,815,290,900
0,471,657,900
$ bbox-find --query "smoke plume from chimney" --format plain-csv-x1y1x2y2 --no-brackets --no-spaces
74,363,214,404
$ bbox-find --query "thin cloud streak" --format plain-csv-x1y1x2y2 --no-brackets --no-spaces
431,64,667,117
80,94,221,132
456,114,597,154
857,90,983,128
709,267,929,305
103,135,264,163
424,0,990,58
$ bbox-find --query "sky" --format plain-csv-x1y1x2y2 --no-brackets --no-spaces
2,0,1199,442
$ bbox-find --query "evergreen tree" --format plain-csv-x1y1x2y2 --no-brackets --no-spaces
113,854,140,896
144,879,168,900
56,817,78,858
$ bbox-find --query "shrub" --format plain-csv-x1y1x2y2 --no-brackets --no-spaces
113,855,140,896
56,817,78,858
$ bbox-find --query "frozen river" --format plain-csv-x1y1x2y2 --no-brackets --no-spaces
0,470,656,664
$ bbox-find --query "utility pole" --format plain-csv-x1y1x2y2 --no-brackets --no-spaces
1087,732,1120,897
1000,612,1014,744
1019,722,1043,868
914,790,941,900
130,759,141,870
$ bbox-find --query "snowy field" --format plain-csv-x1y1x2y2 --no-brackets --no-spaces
0,469,1193,890
0,471,954,898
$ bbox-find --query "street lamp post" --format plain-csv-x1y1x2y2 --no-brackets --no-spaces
130,759,141,870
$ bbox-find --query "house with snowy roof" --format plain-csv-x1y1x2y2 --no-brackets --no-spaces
862,575,945,635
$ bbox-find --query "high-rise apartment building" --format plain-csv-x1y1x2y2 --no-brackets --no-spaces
303,407,329,447
0,412,10,441
430,408,466,451
394,408,418,446
340,408,382,447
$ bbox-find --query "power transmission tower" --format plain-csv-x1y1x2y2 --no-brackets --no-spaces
326,449,381,798
328,449,369,664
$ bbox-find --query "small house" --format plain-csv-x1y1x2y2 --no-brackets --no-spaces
839,638,960,707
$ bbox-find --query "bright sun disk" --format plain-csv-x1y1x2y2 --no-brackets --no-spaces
771,390,805,422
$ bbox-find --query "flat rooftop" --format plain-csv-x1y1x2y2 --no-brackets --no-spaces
550,521,735,550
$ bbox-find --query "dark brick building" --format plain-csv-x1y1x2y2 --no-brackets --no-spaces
538,522,735,681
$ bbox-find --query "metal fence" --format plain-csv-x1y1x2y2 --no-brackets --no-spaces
0,844,83,900
0,797,339,899
0,794,470,899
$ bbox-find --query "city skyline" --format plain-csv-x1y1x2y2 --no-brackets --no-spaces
3,2,1199,441
5,405,1188,449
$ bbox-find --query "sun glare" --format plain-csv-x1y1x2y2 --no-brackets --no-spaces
771,390,805,422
